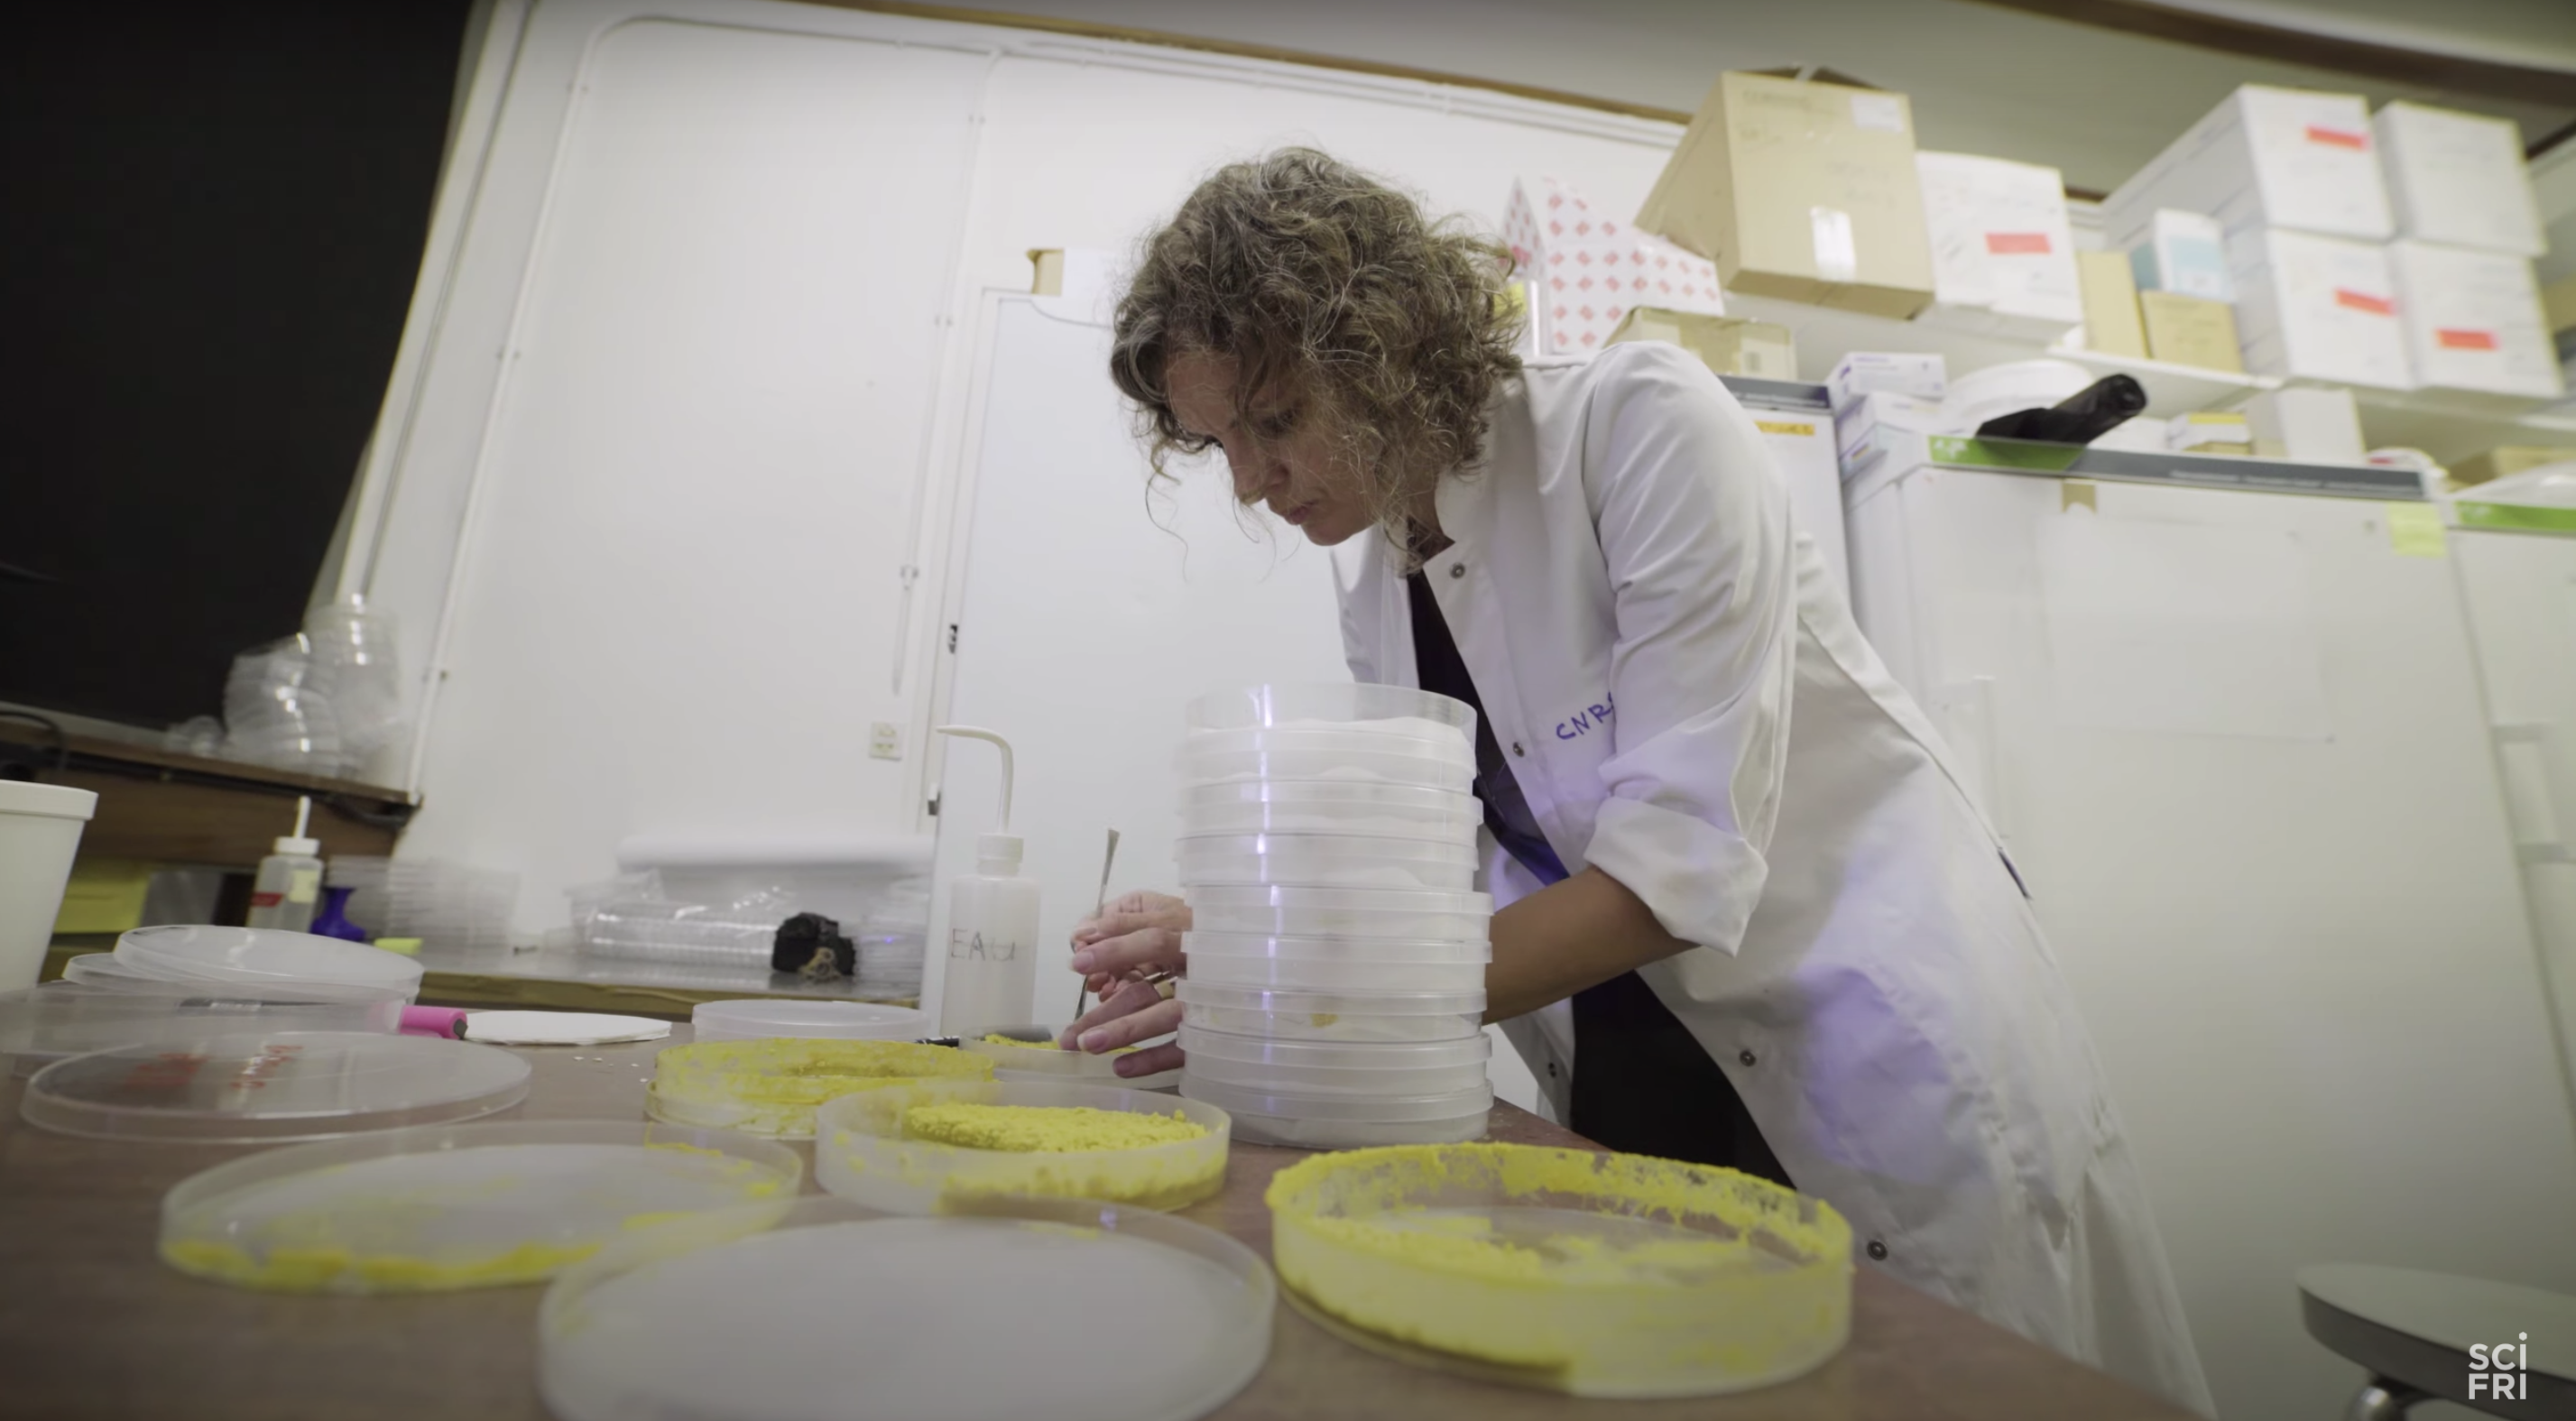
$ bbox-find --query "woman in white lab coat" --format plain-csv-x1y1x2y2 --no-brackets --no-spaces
1064,148,2212,1415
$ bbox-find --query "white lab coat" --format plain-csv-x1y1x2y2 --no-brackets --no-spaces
1329,341,2214,1415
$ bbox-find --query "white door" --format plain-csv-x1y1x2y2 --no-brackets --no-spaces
2456,524,2576,1110
1846,464,2576,1421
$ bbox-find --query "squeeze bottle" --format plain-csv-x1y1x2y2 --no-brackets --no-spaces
246,796,324,932
933,726,1039,1036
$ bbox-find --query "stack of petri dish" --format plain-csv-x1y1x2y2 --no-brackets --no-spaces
1173,685,1494,1148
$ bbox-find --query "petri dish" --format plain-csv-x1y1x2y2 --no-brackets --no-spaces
159,1120,800,1293
540,1195,1274,1421
814,1078,1229,1213
0,982,402,1069
962,1032,1181,1091
1177,744,1476,793
1175,835,1478,891
1177,780,1482,840
1184,953,1490,995
22,1030,532,1142
1185,886,1491,942
1186,683,1475,738
115,926,425,994
1177,1025,1491,1094
62,951,415,1006
1175,981,1486,1044
1180,724,1473,765
1265,1143,1852,1398
689,999,928,1043
646,1038,991,1139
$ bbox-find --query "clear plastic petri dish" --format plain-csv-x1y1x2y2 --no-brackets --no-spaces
1180,724,1472,766
1185,886,1491,942
1177,1025,1491,1072
1183,954,1489,994
1183,930,1489,964
646,1038,993,1140
159,1120,801,1293
1175,834,1478,891
689,1000,928,1044
814,1078,1229,1213
22,1030,532,1142
1177,780,1483,840
115,926,425,994
0,982,402,1070
1180,1076,1492,1149
1186,683,1475,738
1177,745,1475,794
1174,981,1487,1044
539,1195,1274,1421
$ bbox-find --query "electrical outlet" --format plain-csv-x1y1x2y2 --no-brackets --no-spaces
869,722,902,761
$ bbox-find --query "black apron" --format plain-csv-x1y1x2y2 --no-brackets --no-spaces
1407,570,1790,1186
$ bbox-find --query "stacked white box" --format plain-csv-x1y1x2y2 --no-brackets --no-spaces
2389,241,2563,404
1913,152,2082,342
1173,685,1497,1149
2227,227,2411,390
1502,176,1724,355
2104,86,2391,246
2374,103,2544,257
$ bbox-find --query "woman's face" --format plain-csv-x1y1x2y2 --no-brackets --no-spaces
1167,351,1374,547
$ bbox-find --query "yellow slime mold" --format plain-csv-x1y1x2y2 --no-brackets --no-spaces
901,1101,1206,1153
1265,1143,1852,1398
650,1038,993,1138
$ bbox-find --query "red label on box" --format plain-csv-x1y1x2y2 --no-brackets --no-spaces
2437,328,2499,350
2334,289,2396,316
1985,232,2052,254
2305,125,2368,150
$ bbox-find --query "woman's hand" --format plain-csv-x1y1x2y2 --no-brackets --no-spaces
1067,890,1190,998
1061,976,1184,1078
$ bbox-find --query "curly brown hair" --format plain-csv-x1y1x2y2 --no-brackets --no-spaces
1108,148,1523,552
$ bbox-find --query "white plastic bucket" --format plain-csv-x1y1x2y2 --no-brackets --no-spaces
0,781,99,992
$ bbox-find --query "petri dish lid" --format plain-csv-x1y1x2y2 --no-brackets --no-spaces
1182,931,1491,963
691,999,928,1043
61,951,413,1006
160,1121,801,1294
1181,1075,1493,1121
1186,683,1474,738
116,926,426,993
1186,885,1491,915
1176,981,1488,1017
1180,724,1473,765
23,1030,532,1142
1175,834,1478,864
540,1195,1273,1421
1177,1024,1491,1071
0,983,402,1068
1179,780,1479,812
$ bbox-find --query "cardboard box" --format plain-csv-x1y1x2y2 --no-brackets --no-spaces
1607,308,1796,381
2226,227,2410,389
2139,292,2245,374
1638,72,1934,318
1834,391,1950,465
2074,251,2148,358
2105,85,2391,245
2374,102,2543,257
2388,240,2563,403
2239,387,2365,464
2128,209,2232,302
1825,351,1946,411
1912,152,2082,342
2451,446,2576,488
2545,275,2576,337
1503,176,1725,355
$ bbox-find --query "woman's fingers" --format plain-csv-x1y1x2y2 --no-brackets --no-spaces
1058,976,1156,1047
1112,1041,1184,1078
1069,927,1181,982
1071,892,1192,947
1077,993,1183,1055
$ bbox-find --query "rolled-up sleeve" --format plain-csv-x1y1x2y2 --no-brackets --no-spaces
1575,343,1798,956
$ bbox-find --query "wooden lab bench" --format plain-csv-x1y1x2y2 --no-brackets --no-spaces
0,1031,2199,1420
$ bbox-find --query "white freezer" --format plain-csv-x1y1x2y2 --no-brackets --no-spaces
1843,441,2576,1421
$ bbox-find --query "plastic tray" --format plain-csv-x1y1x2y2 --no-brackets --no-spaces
1182,1077,1493,1149
690,999,928,1043
540,1195,1273,1421
646,1038,991,1140
1184,954,1489,994
1176,835,1477,891
1177,745,1476,793
0,981,402,1068
1265,1143,1852,1398
1186,683,1474,737
1179,780,1482,838
962,1033,1181,1091
1186,886,1491,941
159,1121,800,1293
815,1078,1230,1213
66,948,417,1005
115,926,425,994
22,1030,532,1142
1175,981,1486,1044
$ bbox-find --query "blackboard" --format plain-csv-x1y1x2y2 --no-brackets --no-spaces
2,2,471,729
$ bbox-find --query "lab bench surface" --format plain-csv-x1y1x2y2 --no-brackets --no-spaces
0,1032,2197,1421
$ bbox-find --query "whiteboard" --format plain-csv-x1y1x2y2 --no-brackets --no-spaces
361,0,1682,949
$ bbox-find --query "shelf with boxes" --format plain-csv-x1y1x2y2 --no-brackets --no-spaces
1507,70,2575,477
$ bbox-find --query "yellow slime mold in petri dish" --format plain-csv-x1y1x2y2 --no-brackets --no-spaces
817,1081,1231,1213
1265,1143,1852,1398
649,1038,993,1138
902,1101,1206,1152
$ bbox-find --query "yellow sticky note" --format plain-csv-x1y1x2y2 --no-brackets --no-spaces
2387,503,2446,558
